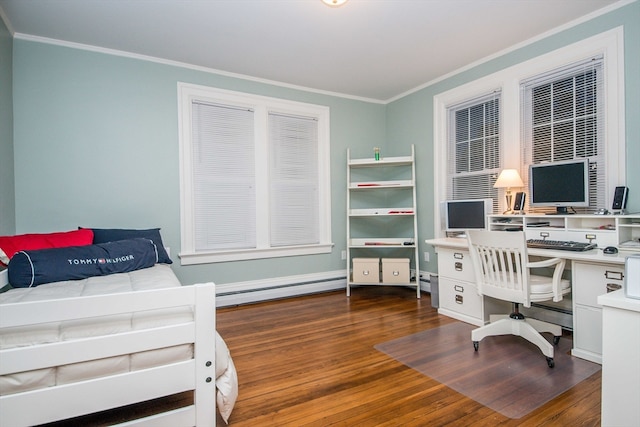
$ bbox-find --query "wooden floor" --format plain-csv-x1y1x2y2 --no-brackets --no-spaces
217,286,601,426
40,286,601,426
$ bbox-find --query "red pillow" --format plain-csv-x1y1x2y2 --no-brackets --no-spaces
0,229,94,266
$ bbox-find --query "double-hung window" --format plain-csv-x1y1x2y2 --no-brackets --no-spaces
178,83,332,265
434,28,625,237
446,92,501,212
521,57,605,212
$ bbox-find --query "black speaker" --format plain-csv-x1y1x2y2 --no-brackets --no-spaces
611,186,628,210
513,192,526,211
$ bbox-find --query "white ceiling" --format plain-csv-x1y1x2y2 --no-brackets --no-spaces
0,0,626,102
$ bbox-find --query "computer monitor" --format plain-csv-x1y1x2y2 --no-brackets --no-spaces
441,199,493,234
529,159,589,214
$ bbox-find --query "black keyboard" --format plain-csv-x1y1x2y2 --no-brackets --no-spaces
527,239,596,252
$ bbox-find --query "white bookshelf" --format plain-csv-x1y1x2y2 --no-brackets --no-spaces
346,145,420,297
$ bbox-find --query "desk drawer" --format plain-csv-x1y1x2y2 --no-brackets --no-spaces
574,304,603,356
439,278,482,319
573,262,624,308
438,248,475,282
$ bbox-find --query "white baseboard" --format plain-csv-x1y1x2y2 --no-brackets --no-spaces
215,269,434,307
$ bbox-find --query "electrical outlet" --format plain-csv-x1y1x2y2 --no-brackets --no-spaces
341,250,346,260
423,252,430,262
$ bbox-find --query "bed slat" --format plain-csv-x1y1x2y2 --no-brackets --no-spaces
1,361,197,427
0,322,195,374
0,286,197,328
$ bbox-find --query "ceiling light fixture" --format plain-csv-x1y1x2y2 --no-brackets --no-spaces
322,0,348,7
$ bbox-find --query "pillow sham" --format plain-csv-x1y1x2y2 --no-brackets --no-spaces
0,229,94,266
8,238,159,288
85,228,172,264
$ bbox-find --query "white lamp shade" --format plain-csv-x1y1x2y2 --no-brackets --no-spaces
493,169,524,189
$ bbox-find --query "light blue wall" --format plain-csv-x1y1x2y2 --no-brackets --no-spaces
387,1,640,273
9,1,639,285
0,17,15,235
11,40,386,285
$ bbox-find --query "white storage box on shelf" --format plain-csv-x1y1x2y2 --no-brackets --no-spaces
382,258,410,284
352,258,380,284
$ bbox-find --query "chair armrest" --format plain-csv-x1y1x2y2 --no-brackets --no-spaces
527,257,567,302
527,257,564,269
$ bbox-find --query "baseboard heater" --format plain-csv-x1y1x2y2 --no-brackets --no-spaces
530,302,573,315
216,271,347,307
216,270,433,307
523,301,573,331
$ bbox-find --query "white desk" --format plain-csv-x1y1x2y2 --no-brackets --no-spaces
598,290,640,426
425,237,629,364
426,237,629,265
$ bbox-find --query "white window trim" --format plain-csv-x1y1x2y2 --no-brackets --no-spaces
433,27,625,237
177,82,333,264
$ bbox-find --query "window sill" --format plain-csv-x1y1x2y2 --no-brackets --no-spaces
179,243,334,265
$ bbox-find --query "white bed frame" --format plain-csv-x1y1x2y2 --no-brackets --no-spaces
0,281,217,427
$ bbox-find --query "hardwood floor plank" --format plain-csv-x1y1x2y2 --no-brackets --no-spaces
217,287,601,426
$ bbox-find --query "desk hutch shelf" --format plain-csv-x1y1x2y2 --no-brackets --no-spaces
488,213,640,250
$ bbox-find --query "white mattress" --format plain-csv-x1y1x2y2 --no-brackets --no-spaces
1,264,194,395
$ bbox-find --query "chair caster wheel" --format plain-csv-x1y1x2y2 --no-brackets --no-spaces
553,335,561,345
473,341,479,351
546,357,555,368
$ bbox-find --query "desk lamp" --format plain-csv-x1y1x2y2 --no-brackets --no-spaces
494,169,524,214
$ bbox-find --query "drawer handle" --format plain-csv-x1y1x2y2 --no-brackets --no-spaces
362,270,370,276
393,271,400,276
454,285,464,293
604,270,623,281
454,262,463,271
606,283,622,293
454,252,464,259
455,295,464,304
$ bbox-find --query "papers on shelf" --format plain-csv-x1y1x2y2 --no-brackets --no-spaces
527,221,550,227
619,240,640,251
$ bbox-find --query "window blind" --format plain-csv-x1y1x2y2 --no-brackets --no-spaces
268,112,319,247
521,56,605,212
447,91,501,211
192,101,256,251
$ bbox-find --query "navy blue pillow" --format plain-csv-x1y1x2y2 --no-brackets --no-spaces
8,238,159,288
87,228,172,264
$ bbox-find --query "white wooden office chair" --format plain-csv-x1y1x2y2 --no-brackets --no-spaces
466,230,571,368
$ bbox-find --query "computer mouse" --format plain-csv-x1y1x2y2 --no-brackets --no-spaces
603,246,618,254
